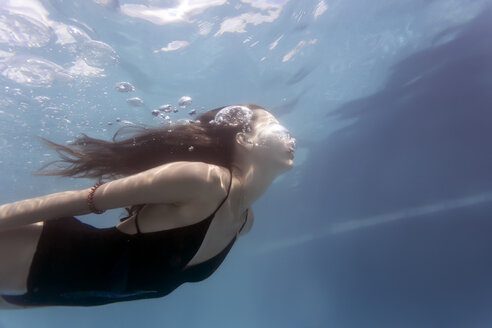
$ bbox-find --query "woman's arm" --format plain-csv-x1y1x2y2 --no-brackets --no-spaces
0,189,90,230
0,161,223,230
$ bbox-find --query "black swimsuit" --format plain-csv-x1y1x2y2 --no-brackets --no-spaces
3,169,243,307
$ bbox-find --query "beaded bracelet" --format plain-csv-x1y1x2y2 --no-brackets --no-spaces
87,181,106,214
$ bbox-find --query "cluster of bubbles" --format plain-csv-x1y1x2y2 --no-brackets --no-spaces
108,87,261,153
110,86,257,153
114,82,144,107
209,105,253,132
113,81,198,128
150,95,196,121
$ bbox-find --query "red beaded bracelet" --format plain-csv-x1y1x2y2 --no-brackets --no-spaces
87,181,106,214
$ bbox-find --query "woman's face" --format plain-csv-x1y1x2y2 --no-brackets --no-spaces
247,109,297,170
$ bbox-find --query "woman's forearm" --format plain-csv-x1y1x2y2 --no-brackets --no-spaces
0,189,92,230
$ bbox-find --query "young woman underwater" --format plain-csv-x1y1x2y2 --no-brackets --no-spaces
0,104,296,308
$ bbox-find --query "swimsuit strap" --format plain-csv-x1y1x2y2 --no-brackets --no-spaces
135,214,142,234
238,209,248,235
210,168,233,217
135,167,233,234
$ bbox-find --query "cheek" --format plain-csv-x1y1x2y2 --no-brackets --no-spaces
255,139,279,152
254,138,286,158
256,133,285,148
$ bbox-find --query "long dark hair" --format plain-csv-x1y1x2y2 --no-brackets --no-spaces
35,104,263,180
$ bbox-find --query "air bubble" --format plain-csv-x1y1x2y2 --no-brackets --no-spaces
178,96,192,108
159,104,172,112
115,82,135,92
126,97,144,107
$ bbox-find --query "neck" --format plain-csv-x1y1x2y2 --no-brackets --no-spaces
231,154,283,209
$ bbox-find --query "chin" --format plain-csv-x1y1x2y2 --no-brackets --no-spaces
278,158,294,172
259,152,295,173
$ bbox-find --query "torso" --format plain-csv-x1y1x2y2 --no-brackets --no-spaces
0,164,252,306
115,166,250,267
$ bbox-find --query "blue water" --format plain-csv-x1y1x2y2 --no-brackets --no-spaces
1,0,492,327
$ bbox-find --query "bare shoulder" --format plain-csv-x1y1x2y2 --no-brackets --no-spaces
151,161,226,186
151,161,229,199
149,162,231,219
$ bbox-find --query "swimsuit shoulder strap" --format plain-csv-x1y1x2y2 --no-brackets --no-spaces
209,167,233,217
135,167,233,234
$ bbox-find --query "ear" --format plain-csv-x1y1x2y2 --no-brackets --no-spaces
236,132,254,150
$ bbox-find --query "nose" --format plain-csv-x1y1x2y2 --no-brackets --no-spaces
289,138,297,150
